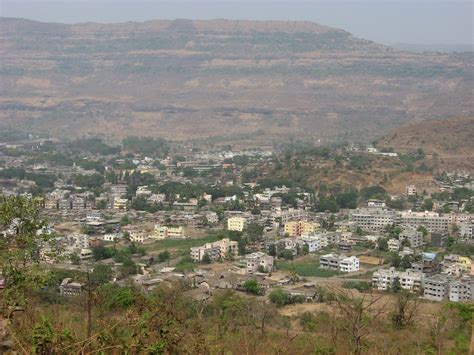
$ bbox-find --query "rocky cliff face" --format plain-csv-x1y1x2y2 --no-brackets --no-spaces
1,18,472,142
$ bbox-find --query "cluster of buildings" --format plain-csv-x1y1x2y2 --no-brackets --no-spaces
372,254,473,302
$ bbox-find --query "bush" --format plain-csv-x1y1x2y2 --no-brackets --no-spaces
243,278,263,295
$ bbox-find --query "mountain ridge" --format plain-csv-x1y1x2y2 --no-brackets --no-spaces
0,17,472,142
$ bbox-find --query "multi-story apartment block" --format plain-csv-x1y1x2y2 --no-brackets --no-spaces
372,267,423,292
460,220,473,239
320,253,360,273
349,208,399,232
190,238,238,262
60,278,83,296
154,225,184,239
388,238,400,252
72,196,85,210
399,211,450,233
113,197,128,210
227,217,246,232
284,220,320,238
339,256,360,272
449,277,474,302
245,252,274,273
399,226,424,248
424,275,450,301
296,236,321,252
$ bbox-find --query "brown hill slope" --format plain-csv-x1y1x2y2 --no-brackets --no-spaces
0,18,473,142
377,117,474,171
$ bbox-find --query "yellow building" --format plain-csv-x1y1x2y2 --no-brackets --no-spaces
227,217,246,232
284,220,320,237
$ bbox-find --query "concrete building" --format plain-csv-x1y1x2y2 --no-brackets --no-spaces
388,238,400,252
349,208,398,232
190,238,238,262
245,252,274,273
339,256,360,273
297,236,321,253
113,197,128,211
399,211,450,233
406,185,417,196
284,220,319,238
60,278,83,296
424,275,450,301
460,221,473,239
449,277,473,302
399,226,424,248
227,217,246,232
154,225,184,239
320,253,360,273
372,267,423,292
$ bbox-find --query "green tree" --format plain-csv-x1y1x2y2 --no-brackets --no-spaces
378,238,388,252
90,264,113,286
391,277,402,293
69,253,81,265
268,288,290,307
201,253,212,264
0,196,53,306
243,278,263,295
158,251,171,263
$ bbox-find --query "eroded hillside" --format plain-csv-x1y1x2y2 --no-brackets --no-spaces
1,18,473,142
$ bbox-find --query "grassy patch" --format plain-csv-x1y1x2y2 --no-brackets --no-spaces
276,259,340,277
144,232,224,253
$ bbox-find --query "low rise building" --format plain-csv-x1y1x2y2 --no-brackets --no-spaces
372,267,423,292
388,238,400,252
154,225,184,239
245,252,274,273
320,253,360,273
60,278,83,296
190,238,238,262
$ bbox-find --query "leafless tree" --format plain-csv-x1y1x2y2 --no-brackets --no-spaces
328,286,389,355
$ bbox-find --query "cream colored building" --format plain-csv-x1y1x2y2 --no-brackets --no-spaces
227,217,246,232
154,225,184,239
284,220,320,237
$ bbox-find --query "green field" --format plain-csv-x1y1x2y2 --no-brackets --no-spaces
144,232,226,254
276,258,340,278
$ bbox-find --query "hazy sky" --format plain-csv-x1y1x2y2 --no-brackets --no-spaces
1,0,473,45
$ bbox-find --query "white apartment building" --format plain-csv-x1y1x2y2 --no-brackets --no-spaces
399,211,450,233
227,217,246,232
349,208,398,232
320,253,360,273
190,238,238,262
339,256,360,272
129,230,148,243
372,267,424,291
245,252,274,273
103,233,120,242
296,236,321,253
406,185,417,196
388,238,400,252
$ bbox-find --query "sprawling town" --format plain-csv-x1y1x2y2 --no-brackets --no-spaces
1,134,473,309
